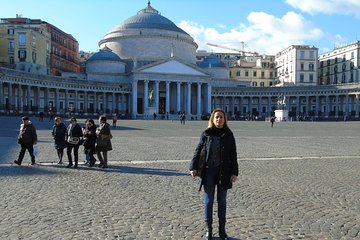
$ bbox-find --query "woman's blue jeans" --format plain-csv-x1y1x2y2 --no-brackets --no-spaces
203,166,227,224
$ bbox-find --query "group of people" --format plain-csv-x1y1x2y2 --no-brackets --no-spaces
15,115,113,169
15,108,239,240
52,115,113,168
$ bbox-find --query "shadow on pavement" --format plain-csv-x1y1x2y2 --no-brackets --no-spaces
0,165,60,177
47,164,188,176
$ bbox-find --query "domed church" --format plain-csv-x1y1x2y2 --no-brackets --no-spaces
92,1,236,119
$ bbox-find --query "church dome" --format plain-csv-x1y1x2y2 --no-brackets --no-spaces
197,54,227,68
113,2,188,35
87,47,122,62
99,1,198,65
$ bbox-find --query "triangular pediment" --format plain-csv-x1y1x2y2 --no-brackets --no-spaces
139,59,207,76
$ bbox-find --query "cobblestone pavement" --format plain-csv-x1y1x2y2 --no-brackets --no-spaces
0,116,360,239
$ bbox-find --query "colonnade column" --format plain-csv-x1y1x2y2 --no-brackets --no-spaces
0,82,3,111
176,82,181,113
267,96,271,116
121,94,125,113
165,81,170,114
345,95,349,117
296,96,300,116
325,95,330,117
45,88,49,111
335,95,339,117
239,96,243,115
8,83,13,112
187,82,191,115
305,95,309,116
65,89,69,113
26,86,31,112
356,94,360,118
93,91,97,114
258,96,262,116
103,92,107,113
55,88,59,113
112,92,116,114
17,84,23,112
197,82,202,116
84,91,88,114
132,80,138,118
249,96,253,114
315,95,319,117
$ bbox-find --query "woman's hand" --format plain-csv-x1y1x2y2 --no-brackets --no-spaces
230,175,237,183
190,170,197,178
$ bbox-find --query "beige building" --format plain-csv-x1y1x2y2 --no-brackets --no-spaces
0,16,50,75
275,45,318,86
318,41,360,85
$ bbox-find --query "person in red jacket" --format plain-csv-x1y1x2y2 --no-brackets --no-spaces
190,109,238,240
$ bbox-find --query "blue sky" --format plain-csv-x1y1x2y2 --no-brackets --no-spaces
1,0,360,55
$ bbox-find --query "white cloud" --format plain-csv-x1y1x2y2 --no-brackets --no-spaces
178,11,323,55
286,0,360,18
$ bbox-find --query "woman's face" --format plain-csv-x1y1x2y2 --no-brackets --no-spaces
213,111,225,128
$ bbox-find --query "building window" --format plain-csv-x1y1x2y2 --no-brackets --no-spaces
309,51,314,59
342,63,346,71
8,29,15,35
252,82,257,87
18,33,26,46
245,71,249,77
32,52,37,63
309,63,314,71
342,73,346,83
261,71,265,78
18,49,26,62
309,74,314,82
300,63,304,71
300,51,305,59
300,73,304,82
32,35,36,47
351,52,354,59
260,82,264,87
334,75,338,84
8,40,15,51
343,54,346,62
253,71,257,77
236,71,240,77
9,56,14,64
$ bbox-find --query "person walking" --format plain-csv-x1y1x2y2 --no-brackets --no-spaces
83,119,97,167
65,117,83,168
14,116,38,165
270,116,275,128
96,115,112,168
190,108,238,240
52,116,67,164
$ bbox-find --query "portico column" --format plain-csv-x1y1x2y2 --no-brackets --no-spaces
187,82,191,115
84,91,88,114
75,90,78,114
258,96,262,117
296,96,300,116
240,96,243,115
143,80,149,115
176,82,181,113
165,81,170,114
325,95,330,117
26,85,31,113
121,93,125,112
131,80,138,118
345,94,349,117
206,84,212,113
154,80,159,113
249,96,253,114
45,88,49,112
197,82,202,116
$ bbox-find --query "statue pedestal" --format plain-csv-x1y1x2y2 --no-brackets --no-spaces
275,110,288,121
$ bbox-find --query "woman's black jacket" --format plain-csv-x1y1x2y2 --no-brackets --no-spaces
190,127,238,190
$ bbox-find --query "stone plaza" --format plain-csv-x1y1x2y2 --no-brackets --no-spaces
0,116,359,239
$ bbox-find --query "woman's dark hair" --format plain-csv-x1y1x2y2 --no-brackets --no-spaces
99,115,107,123
86,119,95,125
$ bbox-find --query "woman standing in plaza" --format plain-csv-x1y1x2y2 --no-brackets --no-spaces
96,115,112,168
52,116,67,164
83,118,97,167
65,117,83,168
190,108,238,240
